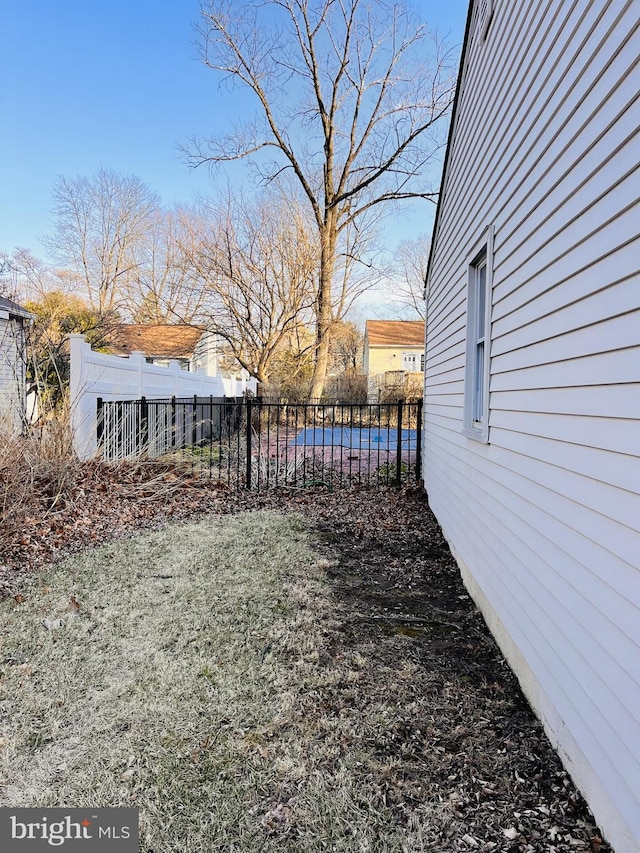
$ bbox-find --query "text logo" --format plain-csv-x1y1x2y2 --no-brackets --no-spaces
1,809,138,851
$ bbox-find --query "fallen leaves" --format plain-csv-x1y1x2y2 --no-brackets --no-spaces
1,458,234,597
259,798,297,835
0,463,614,852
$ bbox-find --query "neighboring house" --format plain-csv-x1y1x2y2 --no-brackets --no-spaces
363,320,425,374
422,3,639,852
0,296,33,430
363,320,425,401
105,325,223,376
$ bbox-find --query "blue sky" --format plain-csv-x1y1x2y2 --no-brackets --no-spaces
0,0,469,262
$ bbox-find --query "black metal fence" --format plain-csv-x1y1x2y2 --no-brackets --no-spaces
97,396,423,491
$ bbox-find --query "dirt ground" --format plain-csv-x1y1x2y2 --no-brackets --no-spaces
1,473,613,851
285,487,612,852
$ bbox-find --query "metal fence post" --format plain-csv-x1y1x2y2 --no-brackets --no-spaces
171,396,176,448
96,397,104,452
192,395,198,446
140,396,148,454
416,399,423,483
246,397,252,489
209,394,214,453
396,398,404,486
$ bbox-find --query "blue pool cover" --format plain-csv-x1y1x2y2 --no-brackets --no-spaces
291,427,417,451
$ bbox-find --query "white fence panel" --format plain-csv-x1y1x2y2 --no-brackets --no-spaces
70,334,256,459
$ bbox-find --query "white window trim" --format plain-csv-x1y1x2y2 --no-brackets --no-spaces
402,352,419,372
463,225,494,443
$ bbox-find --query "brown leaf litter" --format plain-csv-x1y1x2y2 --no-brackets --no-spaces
0,466,613,851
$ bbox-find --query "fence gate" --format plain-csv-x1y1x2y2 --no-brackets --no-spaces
97,397,423,491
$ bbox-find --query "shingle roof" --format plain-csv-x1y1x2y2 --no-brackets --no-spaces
105,325,204,359
365,320,425,347
0,296,33,320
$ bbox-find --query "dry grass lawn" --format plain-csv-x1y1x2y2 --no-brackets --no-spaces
0,503,609,852
3,512,405,851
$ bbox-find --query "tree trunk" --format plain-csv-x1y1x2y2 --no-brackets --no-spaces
309,220,336,401
310,321,331,401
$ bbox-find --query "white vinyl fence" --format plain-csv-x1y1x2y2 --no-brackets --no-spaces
70,334,257,460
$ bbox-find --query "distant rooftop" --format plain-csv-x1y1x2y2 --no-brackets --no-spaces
365,320,425,347
105,325,204,359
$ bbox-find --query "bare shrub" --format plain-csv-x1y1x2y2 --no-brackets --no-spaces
376,371,424,403
0,414,78,552
322,372,368,404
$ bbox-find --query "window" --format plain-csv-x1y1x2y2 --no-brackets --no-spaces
463,227,493,442
472,255,487,422
402,352,419,372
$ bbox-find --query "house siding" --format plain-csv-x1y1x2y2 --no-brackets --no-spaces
365,346,424,376
0,316,27,429
423,1,640,851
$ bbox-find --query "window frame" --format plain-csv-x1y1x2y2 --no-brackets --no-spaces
463,226,494,443
402,351,419,372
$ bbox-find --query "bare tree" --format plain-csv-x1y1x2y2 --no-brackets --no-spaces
190,0,455,398
45,168,159,314
330,320,363,374
392,232,430,318
185,192,318,383
0,249,64,302
126,206,209,324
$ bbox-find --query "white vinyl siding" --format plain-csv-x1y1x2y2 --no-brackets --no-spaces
0,317,27,429
423,1,640,850
475,0,494,40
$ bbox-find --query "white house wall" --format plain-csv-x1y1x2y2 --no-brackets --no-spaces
423,2,639,850
0,316,26,430
192,330,220,376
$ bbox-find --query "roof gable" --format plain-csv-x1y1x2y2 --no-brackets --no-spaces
0,296,33,320
425,0,476,288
